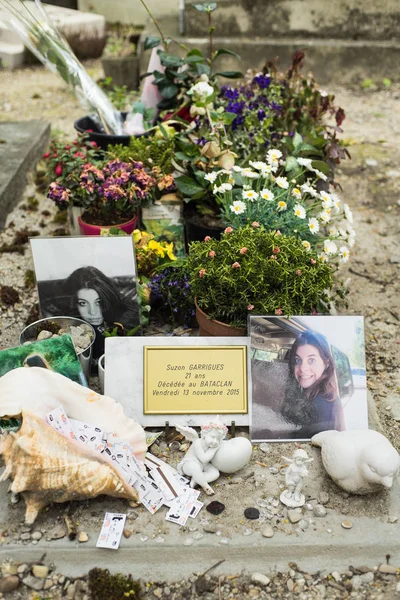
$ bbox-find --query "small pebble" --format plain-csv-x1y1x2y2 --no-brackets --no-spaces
31,531,42,541
341,520,353,529
262,525,274,538
351,575,362,590
251,573,270,586
32,565,49,579
123,528,133,538
378,564,397,574
269,466,279,474
0,576,19,594
388,515,398,523
259,443,271,453
304,503,314,511
360,572,374,584
183,537,194,546
244,507,260,520
78,532,88,543
313,504,327,517
206,501,225,515
288,510,302,524
298,519,309,530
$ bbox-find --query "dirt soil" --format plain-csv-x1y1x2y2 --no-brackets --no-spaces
0,64,400,598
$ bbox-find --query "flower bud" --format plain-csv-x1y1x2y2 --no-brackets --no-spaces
218,150,235,170
201,141,221,158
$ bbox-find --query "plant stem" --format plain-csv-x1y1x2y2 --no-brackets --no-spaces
137,0,167,45
208,12,213,73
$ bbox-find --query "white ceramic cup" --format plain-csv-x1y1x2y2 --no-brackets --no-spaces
98,353,105,394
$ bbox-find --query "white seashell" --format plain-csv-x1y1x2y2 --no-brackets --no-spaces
0,368,146,460
0,411,138,524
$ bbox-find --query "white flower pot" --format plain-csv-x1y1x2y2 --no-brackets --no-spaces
98,353,105,394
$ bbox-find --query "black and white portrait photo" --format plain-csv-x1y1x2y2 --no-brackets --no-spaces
30,236,140,361
249,316,368,442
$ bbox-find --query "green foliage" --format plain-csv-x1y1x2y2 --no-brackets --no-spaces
103,35,136,58
98,77,137,111
187,225,334,326
150,260,195,326
88,568,141,600
108,135,174,174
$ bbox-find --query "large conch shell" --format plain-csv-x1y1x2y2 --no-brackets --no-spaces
0,367,146,461
0,411,139,524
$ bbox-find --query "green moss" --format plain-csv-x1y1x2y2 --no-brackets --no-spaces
108,136,174,174
24,269,35,289
88,568,141,600
53,211,68,224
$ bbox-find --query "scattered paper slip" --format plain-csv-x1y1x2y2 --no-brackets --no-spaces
96,512,126,550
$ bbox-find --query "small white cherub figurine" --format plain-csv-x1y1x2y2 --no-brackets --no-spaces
280,448,313,508
176,418,228,495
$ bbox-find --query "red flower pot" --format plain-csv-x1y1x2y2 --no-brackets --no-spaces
78,214,138,236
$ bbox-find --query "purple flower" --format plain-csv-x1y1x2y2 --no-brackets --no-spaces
221,86,240,100
257,109,266,121
252,74,271,89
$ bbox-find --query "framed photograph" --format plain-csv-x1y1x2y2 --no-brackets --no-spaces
30,236,140,361
249,315,368,442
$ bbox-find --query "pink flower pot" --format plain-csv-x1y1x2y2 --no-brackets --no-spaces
78,214,138,236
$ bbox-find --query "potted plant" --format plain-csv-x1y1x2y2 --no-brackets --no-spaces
44,133,103,234
48,159,156,234
208,152,354,265
101,33,139,91
187,225,335,335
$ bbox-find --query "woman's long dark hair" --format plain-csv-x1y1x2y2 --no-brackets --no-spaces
62,266,126,324
281,330,338,426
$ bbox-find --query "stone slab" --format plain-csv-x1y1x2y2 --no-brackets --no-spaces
0,121,50,230
105,336,251,426
0,1,106,61
0,41,24,69
184,0,400,41
78,0,178,26
139,20,400,84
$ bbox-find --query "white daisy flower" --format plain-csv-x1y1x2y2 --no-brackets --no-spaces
213,185,222,194
275,176,289,189
292,187,302,199
344,203,353,223
241,168,259,179
329,226,338,237
300,183,319,198
260,189,275,201
242,189,259,201
348,233,356,248
339,246,350,263
267,149,283,164
220,183,233,192
313,168,328,181
204,172,217,183
294,204,306,219
232,165,243,173
320,210,332,223
249,161,268,171
302,240,311,252
318,252,328,262
324,239,338,255
319,190,332,205
230,200,246,215
297,157,313,168
277,201,287,212
308,218,320,234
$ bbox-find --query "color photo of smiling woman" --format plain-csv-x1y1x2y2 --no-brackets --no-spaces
30,236,140,365
250,316,368,442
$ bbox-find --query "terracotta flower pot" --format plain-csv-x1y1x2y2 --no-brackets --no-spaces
195,299,246,337
78,214,138,236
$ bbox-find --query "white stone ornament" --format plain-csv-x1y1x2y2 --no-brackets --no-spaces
312,429,400,494
280,449,313,508
176,418,252,495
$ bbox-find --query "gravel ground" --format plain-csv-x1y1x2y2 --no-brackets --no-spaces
0,64,400,598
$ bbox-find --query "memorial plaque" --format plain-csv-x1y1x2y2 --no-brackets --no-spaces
105,337,251,426
144,346,247,414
